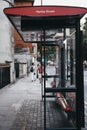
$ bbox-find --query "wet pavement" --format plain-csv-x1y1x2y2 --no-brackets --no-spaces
0,75,74,130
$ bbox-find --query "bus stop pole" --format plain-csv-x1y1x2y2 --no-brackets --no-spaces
43,30,46,130
61,28,66,88
76,21,85,129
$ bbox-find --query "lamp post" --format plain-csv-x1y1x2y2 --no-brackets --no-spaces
41,0,43,6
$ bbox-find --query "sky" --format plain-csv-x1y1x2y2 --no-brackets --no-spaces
34,0,87,24
34,0,87,7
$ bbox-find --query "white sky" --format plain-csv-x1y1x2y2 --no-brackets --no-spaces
34,0,87,7
34,0,87,25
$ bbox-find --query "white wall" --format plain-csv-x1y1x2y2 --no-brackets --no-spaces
19,64,27,77
0,0,15,83
0,1,12,62
14,53,31,77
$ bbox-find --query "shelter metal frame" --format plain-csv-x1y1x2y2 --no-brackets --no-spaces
4,6,87,130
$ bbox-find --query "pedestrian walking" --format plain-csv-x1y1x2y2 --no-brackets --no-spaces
37,63,44,83
30,63,35,82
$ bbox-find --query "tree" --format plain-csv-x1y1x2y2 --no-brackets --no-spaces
83,17,87,60
37,44,56,62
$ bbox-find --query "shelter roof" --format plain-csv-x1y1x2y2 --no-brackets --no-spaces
4,6,87,43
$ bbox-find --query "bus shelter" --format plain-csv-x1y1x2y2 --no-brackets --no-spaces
4,6,87,130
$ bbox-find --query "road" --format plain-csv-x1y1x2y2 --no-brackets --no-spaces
84,70,87,127
84,71,87,100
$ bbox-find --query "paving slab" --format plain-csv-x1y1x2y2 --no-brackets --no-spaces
0,76,74,130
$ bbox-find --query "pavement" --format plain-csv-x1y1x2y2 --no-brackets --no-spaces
0,74,74,130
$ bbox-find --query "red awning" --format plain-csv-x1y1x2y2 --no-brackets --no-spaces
3,6,87,43
4,6,87,17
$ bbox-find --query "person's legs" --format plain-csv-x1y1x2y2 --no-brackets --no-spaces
34,73,36,81
31,72,34,82
38,73,41,83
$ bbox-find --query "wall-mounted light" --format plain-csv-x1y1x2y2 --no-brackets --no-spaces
5,60,12,63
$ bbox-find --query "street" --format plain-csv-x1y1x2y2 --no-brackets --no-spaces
0,65,87,129
0,75,42,130
0,68,74,130
84,70,87,127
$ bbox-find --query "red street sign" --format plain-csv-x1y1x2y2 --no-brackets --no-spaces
4,6,87,17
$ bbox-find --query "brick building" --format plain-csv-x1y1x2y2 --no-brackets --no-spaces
14,0,34,53
14,0,38,77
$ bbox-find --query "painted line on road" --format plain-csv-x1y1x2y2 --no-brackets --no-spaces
84,101,87,117
84,101,87,110
84,79,87,82
84,101,87,105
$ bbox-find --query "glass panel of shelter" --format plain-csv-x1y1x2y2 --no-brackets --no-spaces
8,15,83,130
8,14,84,130
40,28,77,130
4,6,85,129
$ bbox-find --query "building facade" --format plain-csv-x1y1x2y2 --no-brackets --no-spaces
0,0,35,88
0,0,15,88
14,0,34,54
14,0,37,75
